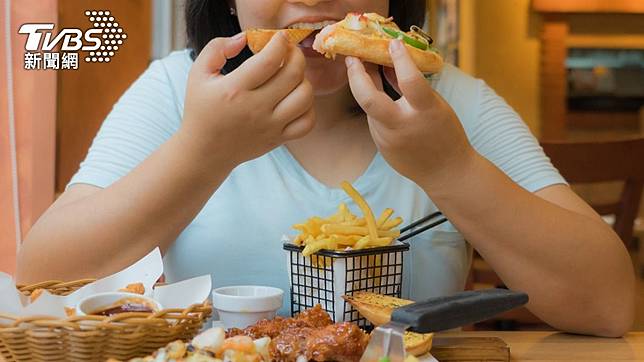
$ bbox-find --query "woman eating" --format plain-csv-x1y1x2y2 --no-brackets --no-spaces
17,0,634,337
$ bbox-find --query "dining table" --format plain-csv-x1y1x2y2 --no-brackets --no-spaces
433,331,644,361
1,331,643,361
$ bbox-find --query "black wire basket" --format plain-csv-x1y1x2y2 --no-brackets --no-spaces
284,242,410,327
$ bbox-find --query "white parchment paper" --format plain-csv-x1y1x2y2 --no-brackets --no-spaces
0,248,211,320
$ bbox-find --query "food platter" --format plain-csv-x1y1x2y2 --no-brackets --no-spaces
0,182,442,361
111,304,437,362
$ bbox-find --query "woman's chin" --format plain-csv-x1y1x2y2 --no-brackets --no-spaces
304,57,350,96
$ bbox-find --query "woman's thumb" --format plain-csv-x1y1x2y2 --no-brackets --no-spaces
193,33,247,75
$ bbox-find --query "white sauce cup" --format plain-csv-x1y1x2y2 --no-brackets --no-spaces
212,286,284,329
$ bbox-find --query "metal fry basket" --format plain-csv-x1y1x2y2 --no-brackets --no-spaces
284,242,409,327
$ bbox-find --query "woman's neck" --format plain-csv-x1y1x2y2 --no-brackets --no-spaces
312,84,365,130
283,84,377,187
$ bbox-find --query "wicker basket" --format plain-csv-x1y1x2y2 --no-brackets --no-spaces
0,279,212,362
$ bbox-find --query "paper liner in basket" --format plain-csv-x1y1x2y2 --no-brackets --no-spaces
0,248,211,320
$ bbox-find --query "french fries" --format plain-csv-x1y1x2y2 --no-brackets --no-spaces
376,208,393,227
293,181,403,256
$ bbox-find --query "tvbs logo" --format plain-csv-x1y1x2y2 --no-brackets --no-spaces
18,10,127,70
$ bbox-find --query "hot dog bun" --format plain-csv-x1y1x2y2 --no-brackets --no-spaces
313,13,443,73
246,29,314,53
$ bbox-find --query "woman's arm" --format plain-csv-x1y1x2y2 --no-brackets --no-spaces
17,130,235,283
345,39,635,337
421,151,635,337
17,32,316,283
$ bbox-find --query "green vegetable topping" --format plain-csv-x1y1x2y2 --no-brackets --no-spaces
378,356,391,362
382,27,429,51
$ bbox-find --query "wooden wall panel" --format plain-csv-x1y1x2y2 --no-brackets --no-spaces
539,16,568,140
0,0,57,275
473,0,542,134
0,0,17,274
533,0,644,14
56,0,151,193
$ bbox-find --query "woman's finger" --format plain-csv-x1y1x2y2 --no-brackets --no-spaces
282,107,316,141
258,46,306,107
345,56,397,122
273,79,314,126
388,40,435,109
192,33,247,76
231,31,291,89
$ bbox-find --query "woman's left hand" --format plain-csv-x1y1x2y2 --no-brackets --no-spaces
345,39,475,187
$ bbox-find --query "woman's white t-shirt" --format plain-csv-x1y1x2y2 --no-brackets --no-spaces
69,50,566,314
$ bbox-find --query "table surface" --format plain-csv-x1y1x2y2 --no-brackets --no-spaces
436,331,644,361
1,331,642,362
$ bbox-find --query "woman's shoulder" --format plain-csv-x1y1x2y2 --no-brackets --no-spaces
135,49,193,110
154,49,193,83
157,49,194,70
430,63,484,126
431,63,482,103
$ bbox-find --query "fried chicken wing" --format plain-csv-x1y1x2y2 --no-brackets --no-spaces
225,305,367,362
268,327,314,361
226,305,333,340
226,317,312,339
294,304,333,328
306,322,369,362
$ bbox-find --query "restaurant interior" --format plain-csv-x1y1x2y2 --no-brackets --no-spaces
1,0,643,348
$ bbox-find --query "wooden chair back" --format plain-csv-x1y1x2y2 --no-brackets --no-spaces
541,137,644,246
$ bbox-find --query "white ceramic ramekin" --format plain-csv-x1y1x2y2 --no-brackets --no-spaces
212,286,284,329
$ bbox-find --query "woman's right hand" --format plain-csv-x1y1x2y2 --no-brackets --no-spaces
181,32,315,167
18,35,316,284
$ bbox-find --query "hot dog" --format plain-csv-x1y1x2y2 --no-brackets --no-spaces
313,13,443,73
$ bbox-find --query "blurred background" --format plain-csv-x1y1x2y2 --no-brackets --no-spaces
0,0,643,331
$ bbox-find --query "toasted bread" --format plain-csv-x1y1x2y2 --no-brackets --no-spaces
246,29,314,53
404,331,433,356
313,26,443,73
312,13,443,73
343,292,433,356
343,292,414,326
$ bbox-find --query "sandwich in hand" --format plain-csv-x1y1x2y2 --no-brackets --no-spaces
246,19,339,54
313,13,443,73
246,28,316,54
245,13,442,74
